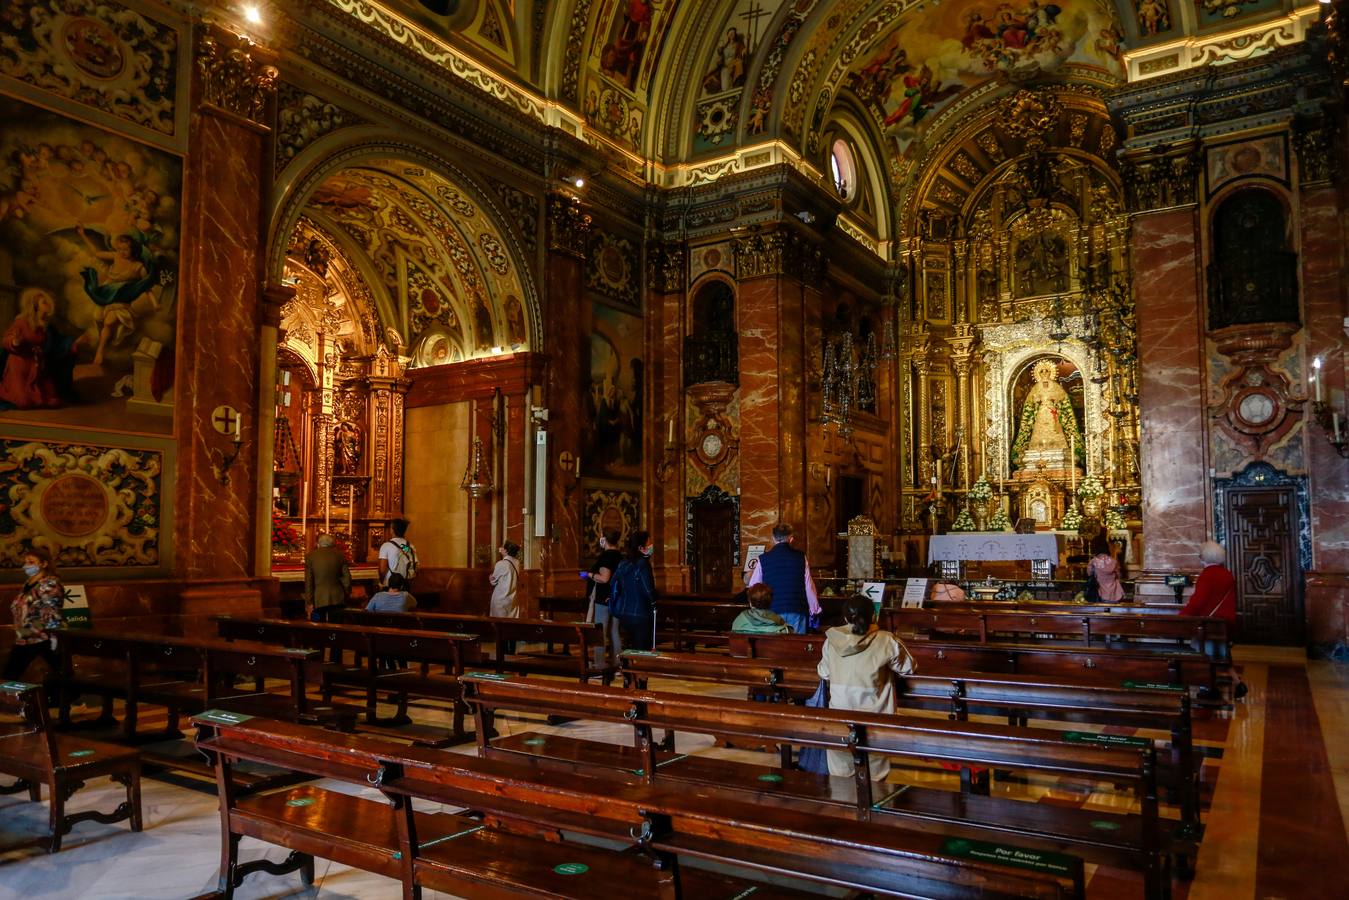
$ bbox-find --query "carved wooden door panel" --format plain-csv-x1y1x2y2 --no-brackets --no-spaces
692,503,736,594
1224,487,1302,644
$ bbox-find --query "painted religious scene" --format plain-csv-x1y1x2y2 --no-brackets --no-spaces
0,96,180,433
584,301,643,480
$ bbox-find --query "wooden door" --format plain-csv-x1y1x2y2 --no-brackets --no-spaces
692,503,736,594
1224,487,1302,644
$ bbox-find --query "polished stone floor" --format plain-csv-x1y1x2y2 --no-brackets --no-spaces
0,647,1344,899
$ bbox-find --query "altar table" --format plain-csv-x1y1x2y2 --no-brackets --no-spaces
927,533,1064,564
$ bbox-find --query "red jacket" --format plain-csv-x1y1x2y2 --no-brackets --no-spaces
1180,564,1237,627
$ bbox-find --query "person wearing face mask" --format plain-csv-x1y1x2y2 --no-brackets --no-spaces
608,530,656,652
581,528,624,664
5,548,66,690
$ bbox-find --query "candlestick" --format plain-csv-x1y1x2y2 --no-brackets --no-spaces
324,478,332,532
981,438,987,478
1069,434,1077,494
667,415,675,446
347,488,354,536
1334,412,1342,444
234,415,243,446
300,479,309,541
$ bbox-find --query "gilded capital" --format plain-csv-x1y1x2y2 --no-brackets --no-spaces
196,28,278,125
546,193,592,258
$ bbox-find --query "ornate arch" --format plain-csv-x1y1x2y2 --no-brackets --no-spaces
266,131,542,351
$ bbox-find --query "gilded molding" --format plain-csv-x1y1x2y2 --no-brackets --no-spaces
1293,119,1335,186
647,242,686,294
1121,150,1200,212
732,229,824,284
197,29,278,124
546,193,591,258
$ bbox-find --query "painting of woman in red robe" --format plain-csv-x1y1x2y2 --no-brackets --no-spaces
0,287,85,410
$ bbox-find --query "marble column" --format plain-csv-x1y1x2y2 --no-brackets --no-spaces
254,284,292,576
541,195,590,593
1133,207,1208,592
647,243,688,591
1300,183,1349,648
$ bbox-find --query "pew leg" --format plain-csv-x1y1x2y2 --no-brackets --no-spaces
779,742,793,769
300,852,316,886
652,849,682,900
960,767,990,796
47,777,65,853
28,780,42,802
126,764,143,832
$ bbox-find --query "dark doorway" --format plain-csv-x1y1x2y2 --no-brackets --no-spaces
1223,486,1303,644
688,487,739,595
835,475,865,566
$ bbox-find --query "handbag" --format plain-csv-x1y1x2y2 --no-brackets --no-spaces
795,679,831,775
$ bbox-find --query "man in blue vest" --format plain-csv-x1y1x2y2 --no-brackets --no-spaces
746,522,821,634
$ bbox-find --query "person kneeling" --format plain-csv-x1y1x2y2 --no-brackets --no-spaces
732,584,793,634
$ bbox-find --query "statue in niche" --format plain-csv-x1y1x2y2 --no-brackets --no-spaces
334,420,362,474
1010,358,1084,475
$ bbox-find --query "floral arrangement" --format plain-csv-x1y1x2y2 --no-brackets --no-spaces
1077,474,1104,500
1104,507,1128,530
987,508,1013,532
950,507,977,531
271,513,301,551
968,476,993,503
1060,504,1083,531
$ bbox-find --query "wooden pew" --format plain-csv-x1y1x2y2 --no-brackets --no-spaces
0,681,141,852
193,712,1080,899
213,617,478,739
653,600,743,651
880,608,1229,662
462,674,1174,898
620,650,1201,832
728,632,1221,692
345,610,613,683
55,629,361,742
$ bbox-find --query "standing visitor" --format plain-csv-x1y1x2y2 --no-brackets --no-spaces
747,522,821,634
490,542,522,618
378,518,418,587
610,530,656,652
817,595,915,781
4,548,65,691
304,533,351,622
582,528,624,662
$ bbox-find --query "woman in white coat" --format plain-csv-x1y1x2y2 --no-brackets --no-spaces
817,594,915,781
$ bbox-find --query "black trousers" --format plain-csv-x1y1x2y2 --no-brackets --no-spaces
3,639,60,688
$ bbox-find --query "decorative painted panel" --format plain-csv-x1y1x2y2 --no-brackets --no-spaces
582,483,640,561
585,302,643,480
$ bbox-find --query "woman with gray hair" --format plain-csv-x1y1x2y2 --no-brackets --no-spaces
1182,540,1246,698
304,533,351,622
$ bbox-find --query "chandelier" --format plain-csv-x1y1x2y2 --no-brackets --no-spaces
822,330,884,438
460,436,494,500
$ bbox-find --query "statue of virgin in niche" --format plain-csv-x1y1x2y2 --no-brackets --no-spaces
1010,358,1084,475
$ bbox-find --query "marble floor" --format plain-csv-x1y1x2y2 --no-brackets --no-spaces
0,649,1344,900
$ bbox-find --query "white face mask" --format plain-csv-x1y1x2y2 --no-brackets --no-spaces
22,564,40,577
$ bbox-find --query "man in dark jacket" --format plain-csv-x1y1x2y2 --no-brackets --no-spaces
609,530,656,652
305,534,351,621
747,522,821,634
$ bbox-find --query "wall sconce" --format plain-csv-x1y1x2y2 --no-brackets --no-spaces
558,450,581,500
209,405,244,485
1310,356,1348,457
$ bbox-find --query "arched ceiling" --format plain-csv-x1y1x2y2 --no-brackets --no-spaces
297,159,532,367
343,0,1318,192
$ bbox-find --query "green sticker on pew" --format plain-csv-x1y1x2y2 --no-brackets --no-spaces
621,650,660,657
69,750,95,758
941,838,1077,876
1122,681,1186,692
553,863,589,876
1090,820,1122,832
465,672,510,680
523,738,547,746
197,709,254,725
757,774,784,783
0,681,37,692
1061,731,1150,748
286,798,315,807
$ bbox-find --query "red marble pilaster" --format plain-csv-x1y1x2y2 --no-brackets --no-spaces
174,107,267,584
648,277,688,591
1133,208,1208,585
542,250,586,592
738,276,784,553
1300,184,1349,647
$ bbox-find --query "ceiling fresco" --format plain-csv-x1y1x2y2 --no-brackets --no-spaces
299,159,531,368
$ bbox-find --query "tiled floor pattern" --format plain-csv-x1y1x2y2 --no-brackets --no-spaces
0,651,1343,899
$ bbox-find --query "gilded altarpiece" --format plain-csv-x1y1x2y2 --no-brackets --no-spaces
896,90,1140,537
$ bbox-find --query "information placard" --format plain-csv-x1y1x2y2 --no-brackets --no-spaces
62,585,91,629
900,578,929,608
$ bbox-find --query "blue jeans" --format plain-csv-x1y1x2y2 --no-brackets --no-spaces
777,611,809,635
592,602,624,663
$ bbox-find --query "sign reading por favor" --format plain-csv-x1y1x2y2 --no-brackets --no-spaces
940,837,1077,876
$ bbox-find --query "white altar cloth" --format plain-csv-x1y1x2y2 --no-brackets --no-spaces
927,533,1063,563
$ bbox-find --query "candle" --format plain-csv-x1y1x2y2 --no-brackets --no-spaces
981,438,987,478
1313,357,1324,402
936,459,942,486
324,478,332,532
825,466,832,489
1069,434,1077,494
575,454,582,477
668,416,675,446
347,489,354,536
1334,413,1342,444
300,480,309,540
234,415,243,446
